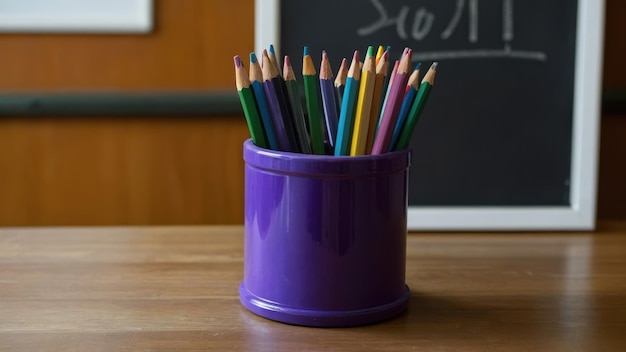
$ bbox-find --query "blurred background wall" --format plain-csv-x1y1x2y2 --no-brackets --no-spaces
0,0,624,226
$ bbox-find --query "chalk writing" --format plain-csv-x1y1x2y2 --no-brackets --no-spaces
357,0,546,61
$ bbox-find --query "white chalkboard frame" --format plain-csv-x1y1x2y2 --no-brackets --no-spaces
255,0,604,231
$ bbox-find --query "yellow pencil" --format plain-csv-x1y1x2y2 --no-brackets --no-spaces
375,45,384,65
350,46,376,156
365,51,390,154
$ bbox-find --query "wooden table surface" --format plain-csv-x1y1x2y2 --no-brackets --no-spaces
1,222,625,351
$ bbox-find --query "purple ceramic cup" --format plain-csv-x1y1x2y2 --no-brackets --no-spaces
239,139,411,327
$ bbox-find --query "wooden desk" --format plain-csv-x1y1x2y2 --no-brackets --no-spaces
1,223,625,351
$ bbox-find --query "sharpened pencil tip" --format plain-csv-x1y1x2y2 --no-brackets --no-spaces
352,50,360,62
415,62,422,69
303,46,309,56
385,45,391,52
366,46,374,57
431,62,438,71
249,53,257,64
322,51,328,61
269,44,276,55
382,51,389,60
234,55,242,68
284,55,291,67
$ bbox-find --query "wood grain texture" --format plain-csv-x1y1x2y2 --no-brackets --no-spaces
1,223,626,351
0,0,255,91
0,117,250,225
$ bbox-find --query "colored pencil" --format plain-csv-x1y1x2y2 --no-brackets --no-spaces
319,51,339,148
334,50,361,156
365,51,389,154
266,49,301,152
350,46,376,156
375,45,385,65
248,52,279,150
268,44,282,76
377,59,399,130
234,55,268,148
390,63,421,151
371,48,412,154
261,50,294,151
283,55,312,154
334,58,348,109
302,46,326,154
394,62,438,151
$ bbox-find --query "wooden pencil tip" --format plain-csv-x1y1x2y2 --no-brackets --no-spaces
415,62,422,70
366,46,375,57
234,55,242,68
431,62,438,71
284,55,291,67
303,46,309,56
249,53,257,64
352,50,360,62
269,44,276,55
322,51,328,61
382,51,389,60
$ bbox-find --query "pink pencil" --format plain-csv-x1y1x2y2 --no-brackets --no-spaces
371,48,413,154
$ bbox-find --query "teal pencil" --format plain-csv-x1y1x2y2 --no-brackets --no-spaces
234,55,268,148
302,46,326,154
334,50,361,156
249,52,279,150
283,55,312,154
394,62,438,151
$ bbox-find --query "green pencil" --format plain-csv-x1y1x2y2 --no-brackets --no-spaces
394,62,437,151
283,55,312,154
234,55,268,148
302,46,326,155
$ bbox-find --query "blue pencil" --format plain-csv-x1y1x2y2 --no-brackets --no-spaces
262,49,299,152
389,63,421,151
319,51,339,148
334,51,361,156
249,53,279,150
261,51,293,151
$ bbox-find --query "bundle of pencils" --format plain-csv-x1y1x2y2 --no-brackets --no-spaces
233,45,437,155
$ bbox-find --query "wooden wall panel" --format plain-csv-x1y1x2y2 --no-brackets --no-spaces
603,0,626,90
0,117,250,226
597,114,626,220
0,0,254,91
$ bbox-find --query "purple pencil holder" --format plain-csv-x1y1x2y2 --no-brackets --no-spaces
239,139,411,327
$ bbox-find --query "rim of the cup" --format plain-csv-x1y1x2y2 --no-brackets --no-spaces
243,139,411,176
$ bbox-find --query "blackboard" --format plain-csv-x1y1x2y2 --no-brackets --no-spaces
255,0,604,230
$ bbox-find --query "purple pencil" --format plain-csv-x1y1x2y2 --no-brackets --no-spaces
371,48,413,154
320,51,339,148
261,51,293,151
